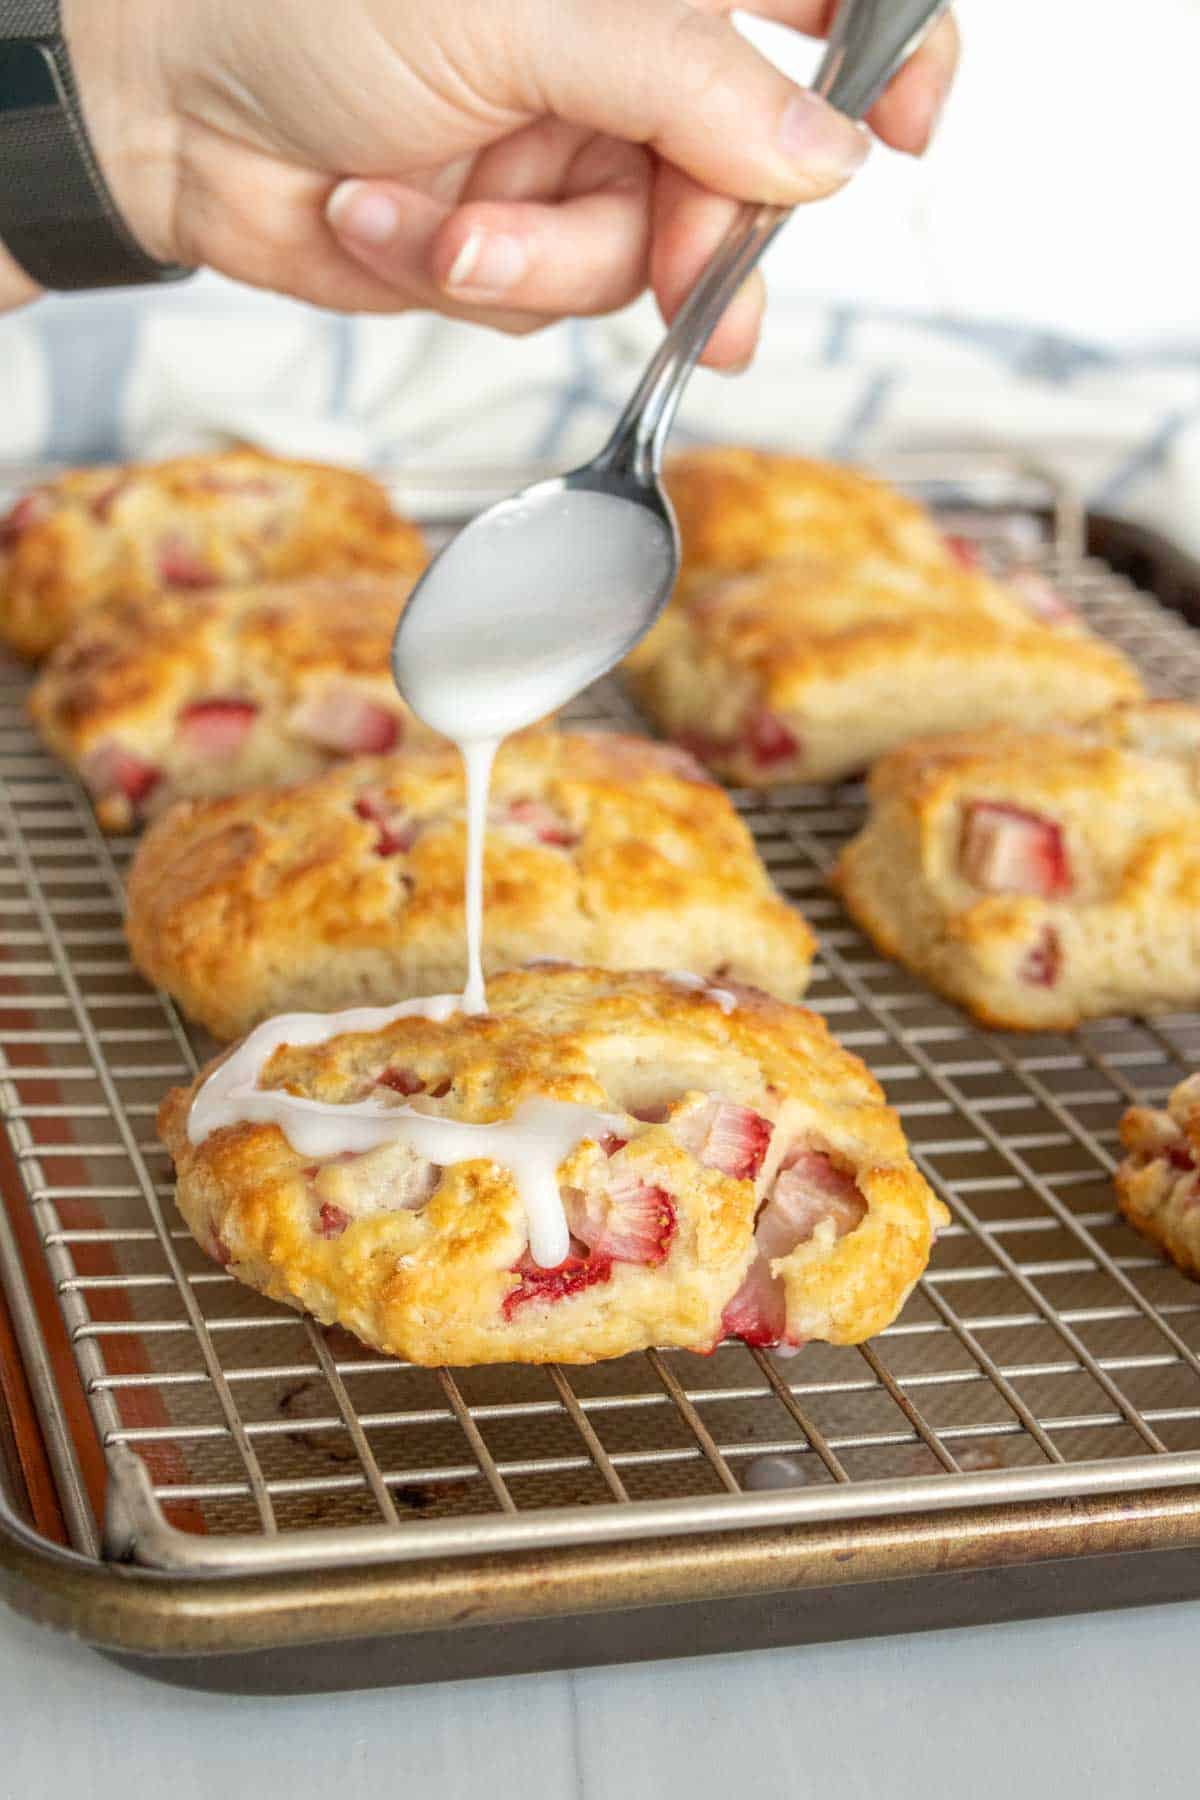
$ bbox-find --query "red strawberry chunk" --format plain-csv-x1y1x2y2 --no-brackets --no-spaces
567,1172,676,1266
82,741,161,806
673,729,729,769
294,687,400,754
503,1250,613,1319
178,697,258,757
1168,1145,1195,1172
961,801,1072,899
156,531,218,588
378,1066,425,1097
318,1202,349,1238
1,489,53,547
1019,924,1062,988
504,797,579,847
743,707,800,769
599,1132,627,1157
771,1150,867,1243
354,789,419,855
944,533,982,570
721,1149,865,1348
696,1102,772,1181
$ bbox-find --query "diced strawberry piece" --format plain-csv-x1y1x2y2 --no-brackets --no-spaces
961,801,1072,899
293,687,400,754
771,1150,867,1243
567,1172,676,1266
721,1149,865,1348
378,1066,425,1097
944,533,981,570
0,489,53,547
721,1255,787,1346
695,1102,773,1182
503,1250,613,1319
82,741,161,806
156,531,218,588
743,707,800,769
1168,1145,1195,1171
1019,924,1062,987
673,729,729,769
354,789,418,855
1007,568,1076,624
178,697,258,757
318,1202,349,1238
428,1077,451,1098
599,1132,627,1157
504,797,579,847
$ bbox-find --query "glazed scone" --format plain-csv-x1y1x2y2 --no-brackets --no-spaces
625,553,1142,786
126,730,817,1038
158,966,947,1365
0,448,426,659
834,702,1200,1031
663,447,956,589
1116,1075,1200,1280
29,576,437,830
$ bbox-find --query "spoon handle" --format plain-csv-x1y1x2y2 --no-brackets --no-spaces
596,0,949,482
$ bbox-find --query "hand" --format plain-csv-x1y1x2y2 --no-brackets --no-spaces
42,0,958,366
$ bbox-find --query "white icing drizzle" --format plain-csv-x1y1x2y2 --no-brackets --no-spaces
665,969,738,1015
460,736,499,1015
187,994,623,1268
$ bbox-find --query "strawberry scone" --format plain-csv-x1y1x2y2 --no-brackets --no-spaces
1117,1075,1200,1280
663,447,957,590
159,966,946,1365
126,731,816,1038
625,551,1141,788
0,448,426,659
835,703,1200,1030
30,576,435,830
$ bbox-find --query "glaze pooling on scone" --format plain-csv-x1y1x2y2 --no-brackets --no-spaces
165,967,945,1366
126,731,816,1040
836,701,1200,1030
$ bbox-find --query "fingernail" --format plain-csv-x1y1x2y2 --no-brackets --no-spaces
777,94,869,179
444,230,528,295
326,180,398,245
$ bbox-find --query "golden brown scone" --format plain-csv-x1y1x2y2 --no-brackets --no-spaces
126,730,817,1038
625,552,1142,786
663,447,955,588
0,448,426,659
835,702,1200,1031
159,965,946,1365
1117,1074,1200,1280
29,575,437,830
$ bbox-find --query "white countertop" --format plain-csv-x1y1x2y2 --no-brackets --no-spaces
4,1593,1196,1798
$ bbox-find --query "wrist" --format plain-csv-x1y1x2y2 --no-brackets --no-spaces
59,0,181,266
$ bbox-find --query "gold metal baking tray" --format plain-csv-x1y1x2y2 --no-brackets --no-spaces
3,450,1200,1690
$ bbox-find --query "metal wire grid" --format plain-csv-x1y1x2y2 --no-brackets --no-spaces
5,507,1200,1573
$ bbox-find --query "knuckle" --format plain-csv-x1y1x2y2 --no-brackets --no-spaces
668,9,740,109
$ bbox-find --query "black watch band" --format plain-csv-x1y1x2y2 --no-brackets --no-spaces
0,0,192,290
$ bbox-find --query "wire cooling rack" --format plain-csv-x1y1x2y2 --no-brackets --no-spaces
5,461,1200,1580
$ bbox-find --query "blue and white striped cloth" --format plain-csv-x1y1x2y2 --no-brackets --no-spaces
4,274,1199,555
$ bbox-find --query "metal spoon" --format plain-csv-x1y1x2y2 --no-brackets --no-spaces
392,0,950,737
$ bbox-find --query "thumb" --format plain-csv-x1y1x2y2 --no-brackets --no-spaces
523,0,869,205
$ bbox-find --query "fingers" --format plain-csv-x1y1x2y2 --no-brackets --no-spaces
649,165,766,370
332,132,654,319
866,10,961,154
529,0,868,206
